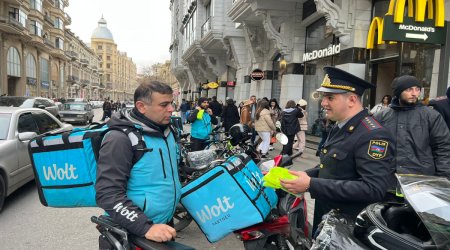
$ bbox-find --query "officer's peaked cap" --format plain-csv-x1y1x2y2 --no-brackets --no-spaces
316,66,375,96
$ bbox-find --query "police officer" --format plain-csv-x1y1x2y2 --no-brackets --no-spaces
281,67,396,234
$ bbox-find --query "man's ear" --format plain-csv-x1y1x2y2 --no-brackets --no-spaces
135,101,146,113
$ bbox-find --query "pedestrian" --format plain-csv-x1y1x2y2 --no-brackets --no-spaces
209,96,223,120
370,95,392,114
429,86,450,130
315,116,334,157
179,99,190,124
280,66,395,235
255,100,276,158
221,98,240,133
373,75,450,180
268,98,282,150
96,81,180,244
187,97,218,151
293,99,308,155
279,100,304,156
100,98,112,121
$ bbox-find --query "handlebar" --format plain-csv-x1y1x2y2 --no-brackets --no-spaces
278,151,303,168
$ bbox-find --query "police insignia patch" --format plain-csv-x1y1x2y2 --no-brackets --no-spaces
368,140,388,159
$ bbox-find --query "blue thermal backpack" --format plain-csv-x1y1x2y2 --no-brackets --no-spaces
180,153,278,242
28,123,145,208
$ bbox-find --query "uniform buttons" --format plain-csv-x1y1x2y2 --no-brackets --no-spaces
333,154,337,158
323,149,327,154
320,164,324,169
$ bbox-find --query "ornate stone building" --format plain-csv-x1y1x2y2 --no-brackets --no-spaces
90,17,137,101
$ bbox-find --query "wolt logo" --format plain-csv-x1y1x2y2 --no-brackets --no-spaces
43,163,78,181
196,196,235,223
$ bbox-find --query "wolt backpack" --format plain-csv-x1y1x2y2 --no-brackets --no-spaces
28,123,146,208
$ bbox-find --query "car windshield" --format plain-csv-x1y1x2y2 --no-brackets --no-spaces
0,97,34,108
397,174,450,248
64,103,87,111
0,113,11,140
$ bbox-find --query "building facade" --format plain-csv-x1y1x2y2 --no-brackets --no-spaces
90,17,137,102
170,0,450,134
0,0,71,98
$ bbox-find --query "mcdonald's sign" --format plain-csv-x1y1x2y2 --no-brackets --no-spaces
366,0,446,49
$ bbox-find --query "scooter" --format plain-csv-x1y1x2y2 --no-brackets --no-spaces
92,215,195,250
234,150,311,250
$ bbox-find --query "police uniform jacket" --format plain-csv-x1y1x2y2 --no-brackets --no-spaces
306,109,395,231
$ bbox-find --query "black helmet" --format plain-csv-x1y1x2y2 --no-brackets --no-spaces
229,123,251,146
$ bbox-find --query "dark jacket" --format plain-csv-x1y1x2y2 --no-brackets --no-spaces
306,110,395,232
180,102,190,113
96,109,181,237
221,104,240,132
429,87,450,131
280,108,304,135
374,98,450,179
209,101,223,117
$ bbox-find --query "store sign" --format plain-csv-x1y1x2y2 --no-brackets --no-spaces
302,44,341,62
41,81,49,89
27,77,37,85
227,81,236,87
201,83,209,90
367,0,446,49
250,69,264,81
207,82,219,89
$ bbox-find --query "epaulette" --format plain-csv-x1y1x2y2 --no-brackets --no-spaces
361,116,382,131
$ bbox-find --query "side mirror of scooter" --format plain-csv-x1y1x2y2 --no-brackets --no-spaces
275,132,288,145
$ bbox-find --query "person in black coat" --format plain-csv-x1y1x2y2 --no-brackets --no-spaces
280,100,304,156
429,86,450,131
221,98,240,132
280,67,395,235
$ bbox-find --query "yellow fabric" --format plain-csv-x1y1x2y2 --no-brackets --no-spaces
197,109,204,120
263,167,297,191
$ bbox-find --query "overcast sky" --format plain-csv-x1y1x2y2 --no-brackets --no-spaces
66,0,171,72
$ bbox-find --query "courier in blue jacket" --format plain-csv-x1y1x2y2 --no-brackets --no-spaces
188,97,218,151
96,81,181,243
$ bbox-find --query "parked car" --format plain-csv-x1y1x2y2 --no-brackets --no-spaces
0,107,73,212
66,98,87,103
59,102,95,124
0,96,60,120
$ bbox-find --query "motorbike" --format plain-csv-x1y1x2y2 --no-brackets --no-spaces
91,215,195,250
311,174,450,250
234,150,311,250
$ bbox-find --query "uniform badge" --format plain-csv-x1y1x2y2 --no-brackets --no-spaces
368,140,388,159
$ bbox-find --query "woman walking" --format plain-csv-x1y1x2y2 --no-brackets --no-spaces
280,100,304,156
370,95,392,114
255,100,277,158
221,98,240,133
293,99,308,155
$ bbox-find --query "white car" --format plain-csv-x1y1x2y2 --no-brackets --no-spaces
0,107,73,211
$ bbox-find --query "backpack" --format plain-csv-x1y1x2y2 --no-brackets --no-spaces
28,123,146,208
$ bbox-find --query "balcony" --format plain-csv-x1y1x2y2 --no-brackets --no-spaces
91,81,99,87
44,15,54,26
0,16,27,35
65,13,71,25
65,50,78,60
67,75,79,82
44,38,54,48
80,59,89,66
80,79,90,87
106,82,113,89
99,83,105,89
199,17,224,50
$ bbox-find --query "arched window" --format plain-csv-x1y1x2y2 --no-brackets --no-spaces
26,54,37,78
7,47,21,77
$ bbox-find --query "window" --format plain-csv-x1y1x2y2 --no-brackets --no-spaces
9,7,27,27
98,45,102,50
26,54,37,78
33,112,60,134
7,47,21,77
54,17,64,30
55,0,64,10
55,37,64,50
106,63,111,69
30,20,43,36
106,55,111,60
40,58,49,87
18,113,39,134
106,74,111,81
30,0,43,12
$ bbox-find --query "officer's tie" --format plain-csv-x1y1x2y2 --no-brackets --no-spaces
327,124,339,140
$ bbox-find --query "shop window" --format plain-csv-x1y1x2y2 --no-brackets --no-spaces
7,47,21,77
26,54,37,78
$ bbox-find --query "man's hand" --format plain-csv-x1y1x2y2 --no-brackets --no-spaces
145,224,176,242
280,171,311,194
196,106,201,110
206,108,213,115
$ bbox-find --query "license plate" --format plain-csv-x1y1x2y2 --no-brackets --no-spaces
64,119,75,122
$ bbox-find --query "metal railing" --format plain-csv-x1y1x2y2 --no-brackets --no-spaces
201,17,211,38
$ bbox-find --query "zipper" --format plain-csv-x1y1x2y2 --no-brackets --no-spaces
181,169,224,198
42,182,93,189
159,149,167,178
164,138,178,220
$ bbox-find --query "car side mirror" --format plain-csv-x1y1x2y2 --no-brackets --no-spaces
62,123,73,131
18,132,38,141
38,105,46,109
